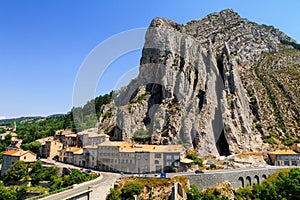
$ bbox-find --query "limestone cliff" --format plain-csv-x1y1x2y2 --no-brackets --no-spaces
98,9,299,156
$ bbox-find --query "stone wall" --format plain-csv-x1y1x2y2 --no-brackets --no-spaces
189,168,279,190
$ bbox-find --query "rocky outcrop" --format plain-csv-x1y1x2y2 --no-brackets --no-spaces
98,9,299,156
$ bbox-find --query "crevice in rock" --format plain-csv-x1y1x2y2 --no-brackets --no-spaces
217,56,225,84
216,130,230,156
193,67,198,91
147,83,164,105
197,90,206,111
144,83,164,127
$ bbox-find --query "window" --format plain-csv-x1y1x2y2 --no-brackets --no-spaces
284,160,290,166
166,161,172,166
156,165,162,172
166,155,172,160
155,153,161,158
174,155,180,160
155,160,159,164
174,161,180,167
24,156,26,160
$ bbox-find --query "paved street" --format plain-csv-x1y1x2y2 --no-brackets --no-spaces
39,159,299,199
90,172,120,200
40,159,120,200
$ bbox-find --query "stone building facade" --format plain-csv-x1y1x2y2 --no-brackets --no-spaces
1,150,36,176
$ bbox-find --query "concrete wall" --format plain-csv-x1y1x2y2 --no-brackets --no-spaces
189,168,279,190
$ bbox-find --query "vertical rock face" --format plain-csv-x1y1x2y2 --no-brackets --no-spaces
98,9,298,156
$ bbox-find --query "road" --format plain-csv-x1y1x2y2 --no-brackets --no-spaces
90,172,120,200
169,165,300,177
40,159,120,200
39,159,299,199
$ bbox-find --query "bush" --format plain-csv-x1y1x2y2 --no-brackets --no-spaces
121,182,142,199
106,188,121,200
186,153,203,166
235,168,300,200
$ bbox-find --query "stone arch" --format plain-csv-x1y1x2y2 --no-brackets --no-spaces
254,175,259,185
246,176,251,186
262,174,267,181
238,177,244,188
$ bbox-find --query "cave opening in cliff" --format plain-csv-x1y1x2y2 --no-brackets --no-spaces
216,130,230,156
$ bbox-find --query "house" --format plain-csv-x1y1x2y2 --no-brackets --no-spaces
83,145,98,168
73,148,84,166
54,129,77,147
36,137,63,159
61,147,82,164
1,150,36,176
268,149,300,166
97,138,184,173
44,140,63,159
7,132,23,150
77,128,107,147
36,136,53,157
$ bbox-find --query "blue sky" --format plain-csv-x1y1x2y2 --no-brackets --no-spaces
0,0,299,119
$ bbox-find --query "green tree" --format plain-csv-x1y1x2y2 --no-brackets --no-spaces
235,169,300,200
0,183,18,200
49,176,64,191
186,153,203,166
3,161,27,185
22,141,42,154
107,188,121,200
187,184,202,200
120,182,142,200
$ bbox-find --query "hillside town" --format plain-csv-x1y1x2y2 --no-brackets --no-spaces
1,124,300,178
1,127,190,176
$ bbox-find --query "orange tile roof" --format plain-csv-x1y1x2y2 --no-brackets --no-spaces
3,149,20,155
3,149,36,157
73,148,83,155
66,147,82,153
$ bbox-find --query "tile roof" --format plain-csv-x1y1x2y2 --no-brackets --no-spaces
3,149,20,155
268,150,298,155
98,140,183,153
3,149,36,157
84,145,98,149
65,134,77,137
73,148,83,155
66,147,82,153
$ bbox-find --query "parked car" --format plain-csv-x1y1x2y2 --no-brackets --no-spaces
195,170,204,174
207,161,214,165
160,172,167,178
80,168,92,173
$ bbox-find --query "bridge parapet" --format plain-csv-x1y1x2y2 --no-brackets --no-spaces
188,168,279,190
